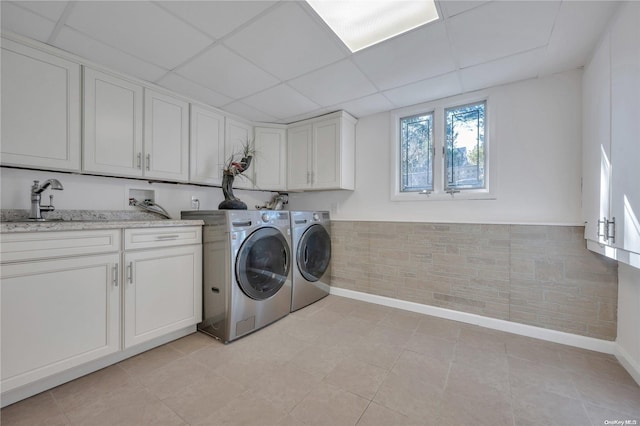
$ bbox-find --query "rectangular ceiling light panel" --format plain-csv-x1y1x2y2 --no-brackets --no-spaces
307,0,439,52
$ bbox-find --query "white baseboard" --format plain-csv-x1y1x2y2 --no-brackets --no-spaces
615,344,640,386
330,287,616,355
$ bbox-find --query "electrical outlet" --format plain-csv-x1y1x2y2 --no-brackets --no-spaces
191,196,200,210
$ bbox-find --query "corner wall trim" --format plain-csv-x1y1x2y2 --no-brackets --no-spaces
615,344,640,386
330,287,617,355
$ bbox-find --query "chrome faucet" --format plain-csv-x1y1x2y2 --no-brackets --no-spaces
30,179,64,220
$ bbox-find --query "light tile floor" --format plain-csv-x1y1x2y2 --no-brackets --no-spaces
2,295,639,425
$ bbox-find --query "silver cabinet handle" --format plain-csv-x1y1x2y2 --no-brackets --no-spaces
137,152,142,169
127,261,133,284
597,218,606,239
156,234,180,240
146,154,151,171
112,264,119,287
607,217,616,243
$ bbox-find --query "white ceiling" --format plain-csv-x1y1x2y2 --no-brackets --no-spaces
1,0,620,124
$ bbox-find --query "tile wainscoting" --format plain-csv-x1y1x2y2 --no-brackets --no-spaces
330,222,618,341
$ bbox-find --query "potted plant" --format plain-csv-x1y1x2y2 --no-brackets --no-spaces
219,140,255,210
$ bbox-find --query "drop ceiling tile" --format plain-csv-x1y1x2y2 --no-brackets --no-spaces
10,0,68,22
156,73,233,108
352,22,456,91
177,45,279,99
447,0,560,68
222,102,279,124
55,27,168,82
288,60,377,106
242,84,320,120
224,1,347,81
438,1,490,18
335,94,396,119
158,1,277,40
460,47,545,93
383,72,462,107
65,1,213,69
1,2,56,43
539,1,621,76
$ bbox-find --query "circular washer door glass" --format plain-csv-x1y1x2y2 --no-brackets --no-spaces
236,227,290,300
297,224,331,282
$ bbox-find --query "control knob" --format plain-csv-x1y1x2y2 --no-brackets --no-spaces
262,213,270,223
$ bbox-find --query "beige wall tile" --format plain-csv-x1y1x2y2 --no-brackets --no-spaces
331,221,618,340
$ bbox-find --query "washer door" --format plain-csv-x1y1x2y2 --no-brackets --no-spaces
297,224,331,282
236,227,290,300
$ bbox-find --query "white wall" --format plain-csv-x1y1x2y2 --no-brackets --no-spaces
617,263,640,383
290,70,583,225
0,167,275,219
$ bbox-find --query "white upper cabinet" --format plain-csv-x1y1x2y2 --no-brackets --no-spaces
1,38,81,171
225,118,254,189
190,105,225,185
583,1,640,262
287,124,313,190
287,111,356,191
144,89,190,182
582,32,611,245
254,126,287,191
609,2,640,255
83,67,144,177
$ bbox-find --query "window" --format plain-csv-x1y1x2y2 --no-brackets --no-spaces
445,102,486,190
391,95,493,201
400,113,434,192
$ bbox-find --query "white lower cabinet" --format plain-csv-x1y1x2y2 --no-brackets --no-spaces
124,244,202,348
1,253,120,392
0,225,202,404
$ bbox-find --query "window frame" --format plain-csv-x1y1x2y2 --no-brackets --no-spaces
390,92,496,201
399,111,435,193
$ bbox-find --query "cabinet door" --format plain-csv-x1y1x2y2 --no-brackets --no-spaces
144,89,189,182
225,118,254,189
190,105,225,185
313,118,341,189
582,32,612,244
123,245,202,348
1,38,80,171
254,127,287,191
287,124,313,190
1,254,120,392
83,67,143,177
609,1,640,254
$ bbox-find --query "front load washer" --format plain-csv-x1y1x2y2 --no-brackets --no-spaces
181,210,292,343
290,211,331,312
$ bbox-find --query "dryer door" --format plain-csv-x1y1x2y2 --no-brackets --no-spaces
297,224,331,282
236,227,290,300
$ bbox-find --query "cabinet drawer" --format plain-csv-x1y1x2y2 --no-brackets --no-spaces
1,230,121,263
124,226,201,250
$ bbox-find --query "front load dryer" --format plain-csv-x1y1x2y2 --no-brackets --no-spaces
181,210,292,343
290,211,331,312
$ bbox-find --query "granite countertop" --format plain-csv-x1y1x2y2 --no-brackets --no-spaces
1,210,204,233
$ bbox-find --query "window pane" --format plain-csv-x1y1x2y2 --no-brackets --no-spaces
400,113,433,192
445,102,486,190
